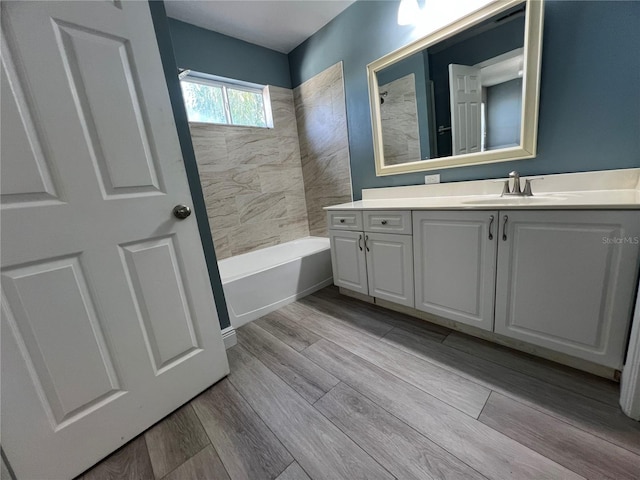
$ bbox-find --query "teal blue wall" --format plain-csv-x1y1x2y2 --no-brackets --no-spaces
168,18,291,88
486,79,523,150
289,1,640,200
150,2,231,329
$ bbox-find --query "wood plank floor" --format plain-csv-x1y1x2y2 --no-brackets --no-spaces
80,286,640,480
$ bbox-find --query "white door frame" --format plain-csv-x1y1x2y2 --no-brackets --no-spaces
621,275,640,420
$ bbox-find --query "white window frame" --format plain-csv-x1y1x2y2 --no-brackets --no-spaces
180,72,273,128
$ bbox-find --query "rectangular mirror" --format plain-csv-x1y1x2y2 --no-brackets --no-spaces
368,0,544,175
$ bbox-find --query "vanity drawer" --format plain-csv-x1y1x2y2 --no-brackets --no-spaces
327,210,363,231
363,210,412,234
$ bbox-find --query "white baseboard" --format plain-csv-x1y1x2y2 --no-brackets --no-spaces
339,287,375,304
221,326,237,349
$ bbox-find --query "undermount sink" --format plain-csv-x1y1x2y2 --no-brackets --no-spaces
462,195,568,205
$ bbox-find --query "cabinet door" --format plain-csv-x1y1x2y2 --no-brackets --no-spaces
495,210,640,369
413,210,498,330
329,230,368,295
365,233,414,307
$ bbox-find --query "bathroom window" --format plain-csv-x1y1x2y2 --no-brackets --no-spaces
180,72,271,128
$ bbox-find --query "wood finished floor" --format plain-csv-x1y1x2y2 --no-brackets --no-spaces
80,286,640,480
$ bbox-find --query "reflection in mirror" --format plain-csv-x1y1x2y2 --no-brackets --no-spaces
379,74,421,165
368,0,543,175
377,3,525,167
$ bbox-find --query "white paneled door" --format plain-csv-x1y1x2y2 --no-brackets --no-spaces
1,2,229,478
449,64,482,155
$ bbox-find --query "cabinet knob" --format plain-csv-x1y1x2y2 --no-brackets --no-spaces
381,220,387,225
339,219,345,223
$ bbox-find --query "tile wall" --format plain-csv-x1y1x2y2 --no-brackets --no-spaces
191,86,309,259
191,63,352,258
380,73,421,166
294,62,352,236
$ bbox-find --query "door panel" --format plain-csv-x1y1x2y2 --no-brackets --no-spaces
2,259,122,425
449,64,482,155
54,20,162,195
120,236,201,373
495,210,640,369
365,233,414,307
1,2,228,478
329,231,368,295
413,210,498,330
0,40,60,204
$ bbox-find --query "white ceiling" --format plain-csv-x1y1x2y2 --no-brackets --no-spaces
164,0,357,54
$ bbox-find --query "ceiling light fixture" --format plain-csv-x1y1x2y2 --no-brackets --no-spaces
397,0,421,26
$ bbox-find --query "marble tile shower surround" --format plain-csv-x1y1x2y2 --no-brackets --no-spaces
380,74,421,166
191,86,310,260
294,62,352,236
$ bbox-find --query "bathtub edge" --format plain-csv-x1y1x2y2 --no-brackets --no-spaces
229,276,333,329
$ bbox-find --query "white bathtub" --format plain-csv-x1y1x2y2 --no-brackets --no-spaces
218,236,333,328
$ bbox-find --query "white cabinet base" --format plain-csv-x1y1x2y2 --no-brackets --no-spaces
329,230,368,295
494,211,640,370
365,232,414,307
369,294,620,380
413,211,498,331
329,210,414,307
331,208,639,382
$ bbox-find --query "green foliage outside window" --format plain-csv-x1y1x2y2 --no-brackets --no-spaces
228,88,266,127
180,76,268,128
181,81,226,124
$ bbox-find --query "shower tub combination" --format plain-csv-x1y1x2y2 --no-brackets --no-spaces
218,236,332,328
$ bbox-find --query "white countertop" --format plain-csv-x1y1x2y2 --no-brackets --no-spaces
325,169,640,211
325,190,640,210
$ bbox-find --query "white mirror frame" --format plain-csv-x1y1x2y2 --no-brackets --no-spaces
368,0,544,176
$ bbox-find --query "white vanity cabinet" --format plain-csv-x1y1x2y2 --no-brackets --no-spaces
328,211,414,307
327,207,640,370
365,232,414,306
329,229,369,295
494,210,640,369
413,210,498,331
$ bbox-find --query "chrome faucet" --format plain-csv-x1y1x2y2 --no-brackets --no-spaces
501,171,543,197
510,171,522,195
